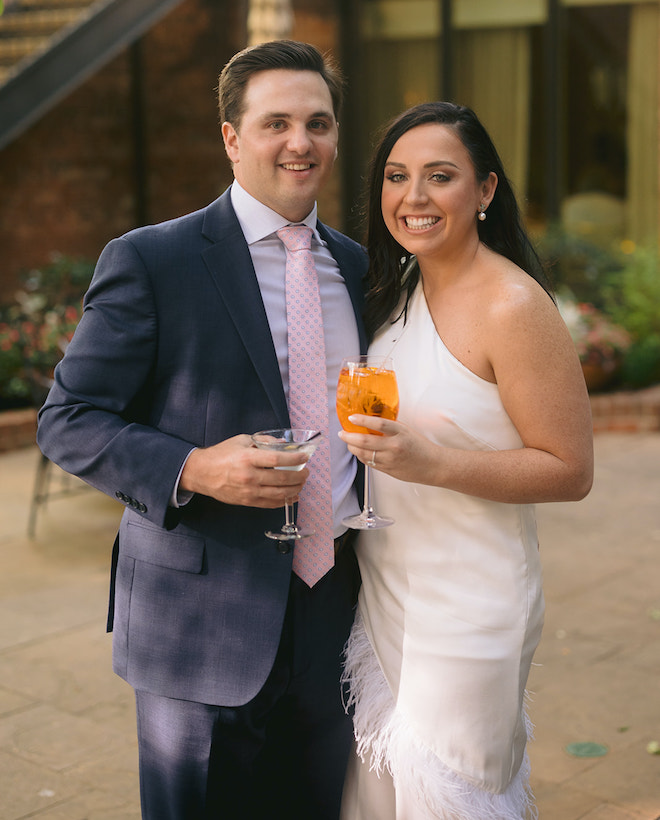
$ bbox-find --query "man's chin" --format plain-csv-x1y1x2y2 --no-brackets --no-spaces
273,191,321,222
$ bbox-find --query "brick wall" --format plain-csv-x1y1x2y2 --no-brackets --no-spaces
0,408,37,453
0,0,233,300
590,384,660,433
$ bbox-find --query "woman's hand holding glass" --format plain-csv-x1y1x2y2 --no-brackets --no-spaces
337,355,399,529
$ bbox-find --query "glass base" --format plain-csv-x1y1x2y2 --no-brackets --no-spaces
342,512,394,530
265,529,313,541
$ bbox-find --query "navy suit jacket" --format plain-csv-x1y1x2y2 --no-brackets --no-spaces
37,189,368,706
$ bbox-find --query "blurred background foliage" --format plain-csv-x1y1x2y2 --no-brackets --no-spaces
0,235,658,407
539,228,660,390
0,255,93,406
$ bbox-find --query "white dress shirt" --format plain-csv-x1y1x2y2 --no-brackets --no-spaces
230,181,360,535
173,183,360,534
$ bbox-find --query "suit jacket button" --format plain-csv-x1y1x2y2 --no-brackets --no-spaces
138,503,147,513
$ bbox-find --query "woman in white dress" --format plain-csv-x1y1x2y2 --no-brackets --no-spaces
339,103,594,819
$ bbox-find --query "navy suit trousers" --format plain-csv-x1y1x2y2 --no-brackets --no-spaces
134,545,360,820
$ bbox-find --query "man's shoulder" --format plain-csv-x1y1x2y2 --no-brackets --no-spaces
119,192,232,247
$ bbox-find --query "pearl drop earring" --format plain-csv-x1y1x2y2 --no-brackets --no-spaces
478,205,487,222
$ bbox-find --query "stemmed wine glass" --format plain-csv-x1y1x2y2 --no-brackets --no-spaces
251,428,322,545
336,355,399,529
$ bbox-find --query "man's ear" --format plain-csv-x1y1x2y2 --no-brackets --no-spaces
222,121,239,163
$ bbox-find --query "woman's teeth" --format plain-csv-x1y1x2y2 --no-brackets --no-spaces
404,216,439,230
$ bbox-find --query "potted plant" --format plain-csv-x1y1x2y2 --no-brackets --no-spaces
558,294,631,392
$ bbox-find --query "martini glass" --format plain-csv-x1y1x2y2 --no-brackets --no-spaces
251,428,322,546
336,355,399,529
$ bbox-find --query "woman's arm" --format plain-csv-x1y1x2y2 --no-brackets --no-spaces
340,282,594,505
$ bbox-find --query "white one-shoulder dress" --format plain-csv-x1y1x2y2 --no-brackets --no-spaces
341,282,544,820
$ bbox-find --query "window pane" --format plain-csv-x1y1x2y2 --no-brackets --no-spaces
347,0,658,247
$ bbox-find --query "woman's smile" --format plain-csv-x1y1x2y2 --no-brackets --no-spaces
402,215,441,231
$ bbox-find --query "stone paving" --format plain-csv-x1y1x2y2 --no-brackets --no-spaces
0,436,659,819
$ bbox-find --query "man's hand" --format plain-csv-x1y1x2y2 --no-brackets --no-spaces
180,434,309,508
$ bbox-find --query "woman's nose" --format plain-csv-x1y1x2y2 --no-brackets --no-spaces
404,180,428,204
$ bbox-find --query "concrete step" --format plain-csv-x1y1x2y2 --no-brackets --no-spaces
0,8,85,35
0,34,50,63
0,0,98,73
12,0,96,8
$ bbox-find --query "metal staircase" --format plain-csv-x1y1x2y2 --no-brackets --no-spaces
0,0,185,150
0,0,96,86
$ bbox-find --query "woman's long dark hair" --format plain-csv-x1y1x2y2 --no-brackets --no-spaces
364,102,552,338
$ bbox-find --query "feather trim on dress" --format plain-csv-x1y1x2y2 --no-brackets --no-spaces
342,613,538,820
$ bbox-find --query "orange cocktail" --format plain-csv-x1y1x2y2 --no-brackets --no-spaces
337,361,399,433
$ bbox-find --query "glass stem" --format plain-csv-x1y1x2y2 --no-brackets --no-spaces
283,500,297,533
363,465,375,518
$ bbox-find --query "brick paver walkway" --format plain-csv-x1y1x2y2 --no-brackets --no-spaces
0,436,659,819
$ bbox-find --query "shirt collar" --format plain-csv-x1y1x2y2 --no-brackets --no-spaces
230,180,319,245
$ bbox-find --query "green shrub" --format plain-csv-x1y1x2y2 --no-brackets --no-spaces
538,226,660,391
602,246,660,388
536,224,622,309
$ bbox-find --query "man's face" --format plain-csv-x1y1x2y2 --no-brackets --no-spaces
222,69,339,223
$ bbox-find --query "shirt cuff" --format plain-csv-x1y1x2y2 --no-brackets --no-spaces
170,448,196,508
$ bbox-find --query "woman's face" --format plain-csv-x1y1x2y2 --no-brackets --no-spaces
380,122,496,260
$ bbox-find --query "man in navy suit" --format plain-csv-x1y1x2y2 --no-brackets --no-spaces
37,40,367,819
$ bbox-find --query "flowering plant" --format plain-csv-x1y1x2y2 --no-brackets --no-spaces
0,295,82,403
558,295,631,370
0,255,92,405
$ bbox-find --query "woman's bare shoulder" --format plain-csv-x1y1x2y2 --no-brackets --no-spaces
476,250,557,326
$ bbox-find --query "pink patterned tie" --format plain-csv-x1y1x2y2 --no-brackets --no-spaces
278,225,334,586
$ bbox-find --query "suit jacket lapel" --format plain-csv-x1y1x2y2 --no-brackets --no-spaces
200,193,290,427
198,192,367,427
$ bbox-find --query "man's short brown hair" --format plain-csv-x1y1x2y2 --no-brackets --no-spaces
218,39,344,130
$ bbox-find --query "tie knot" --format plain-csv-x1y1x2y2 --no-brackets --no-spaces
277,224,313,253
